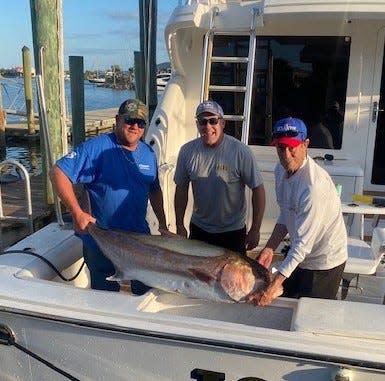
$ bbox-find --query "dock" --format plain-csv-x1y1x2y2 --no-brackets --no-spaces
4,108,117,139
0,108,118,249
0,174,55,250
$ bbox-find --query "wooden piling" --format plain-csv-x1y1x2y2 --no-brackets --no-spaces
0,80,5,161
22,46,36,135
138,0,158,122
69,56,85,147
134,51,145,102
30,0,67,206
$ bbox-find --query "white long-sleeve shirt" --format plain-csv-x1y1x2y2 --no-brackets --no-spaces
275,156,347,278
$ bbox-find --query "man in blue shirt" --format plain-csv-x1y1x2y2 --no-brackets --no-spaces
50,99,169,294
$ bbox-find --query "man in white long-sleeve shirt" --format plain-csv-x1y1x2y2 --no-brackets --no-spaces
249,117,347,306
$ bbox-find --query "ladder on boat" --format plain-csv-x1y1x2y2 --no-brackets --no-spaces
200,2,264,145
0,159,33,249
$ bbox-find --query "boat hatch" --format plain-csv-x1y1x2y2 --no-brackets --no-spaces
138,290,296,331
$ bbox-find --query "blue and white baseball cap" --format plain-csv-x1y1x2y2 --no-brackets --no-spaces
195,100,224,118
272,117,307,148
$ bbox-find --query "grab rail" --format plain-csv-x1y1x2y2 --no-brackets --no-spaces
0,160,33,248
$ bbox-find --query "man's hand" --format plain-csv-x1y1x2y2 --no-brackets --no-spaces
159,227,177,237
245,226,260,251
247,289,274,306
72,211,96,234
257,247,274,269
176,224,188,237
247,273,285,306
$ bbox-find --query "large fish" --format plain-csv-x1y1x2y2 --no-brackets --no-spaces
88,224,272,303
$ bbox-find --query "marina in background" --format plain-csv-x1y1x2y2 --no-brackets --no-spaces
1,77,136,175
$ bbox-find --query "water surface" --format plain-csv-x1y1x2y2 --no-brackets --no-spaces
1,77,135,175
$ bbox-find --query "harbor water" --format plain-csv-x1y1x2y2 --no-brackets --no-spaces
1,77,135,175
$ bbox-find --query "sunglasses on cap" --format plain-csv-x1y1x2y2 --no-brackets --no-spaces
122,117,146,128
272,130,299,139
197,117,221,126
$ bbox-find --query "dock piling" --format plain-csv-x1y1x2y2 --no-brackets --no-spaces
22,46,36,135
69,56,85,147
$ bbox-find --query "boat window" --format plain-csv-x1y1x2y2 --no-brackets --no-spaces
207,35,350,148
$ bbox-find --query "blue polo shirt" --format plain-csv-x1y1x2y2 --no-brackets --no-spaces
56,132,160,245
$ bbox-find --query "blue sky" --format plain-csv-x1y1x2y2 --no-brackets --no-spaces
1,0,177,71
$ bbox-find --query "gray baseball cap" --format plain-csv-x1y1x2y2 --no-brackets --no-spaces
195,100,224,117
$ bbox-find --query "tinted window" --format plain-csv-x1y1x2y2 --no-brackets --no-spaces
208,35,350,148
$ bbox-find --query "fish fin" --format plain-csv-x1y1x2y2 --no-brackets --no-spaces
189,268,217,284
106,271,126,282
106,275,121,282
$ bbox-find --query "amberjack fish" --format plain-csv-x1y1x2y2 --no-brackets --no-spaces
88,224,272,303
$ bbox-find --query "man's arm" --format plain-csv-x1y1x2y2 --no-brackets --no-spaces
174,183,189,237
149,189,169,235
245,184,266,251
257,223,288,269
49,165,95,233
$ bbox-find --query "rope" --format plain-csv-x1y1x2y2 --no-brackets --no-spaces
1,249,85,282
13,341,80,381
0,323,79,380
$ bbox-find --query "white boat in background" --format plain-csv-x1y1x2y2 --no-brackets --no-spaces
1,1,385,380
156,72,171,91
88,77,106,84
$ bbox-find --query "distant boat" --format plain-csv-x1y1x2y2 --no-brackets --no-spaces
2,70,21,78
156,72,170,91
89,77,106,84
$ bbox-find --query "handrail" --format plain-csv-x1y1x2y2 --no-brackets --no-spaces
0,159,33,248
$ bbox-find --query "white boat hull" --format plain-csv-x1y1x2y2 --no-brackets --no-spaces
1,308,384,381
0,223,384,380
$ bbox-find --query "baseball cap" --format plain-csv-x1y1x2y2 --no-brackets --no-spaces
272,117,307,148
118,99,147,120
195,100,224,118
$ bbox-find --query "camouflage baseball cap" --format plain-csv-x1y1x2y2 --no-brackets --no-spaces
118,99,147,120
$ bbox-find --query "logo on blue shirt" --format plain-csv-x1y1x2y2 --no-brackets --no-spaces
139,164,150,170
65,151,77,159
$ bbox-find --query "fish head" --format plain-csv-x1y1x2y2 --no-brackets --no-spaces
220,256,271,302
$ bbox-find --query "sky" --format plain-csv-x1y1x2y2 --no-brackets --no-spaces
0,0,178,71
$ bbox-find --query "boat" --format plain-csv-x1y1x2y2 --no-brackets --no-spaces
1,1,385,379
156,72,171,91
88,77,106,84
88,69,106,84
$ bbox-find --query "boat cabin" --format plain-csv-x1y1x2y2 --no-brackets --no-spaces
147,0,385,237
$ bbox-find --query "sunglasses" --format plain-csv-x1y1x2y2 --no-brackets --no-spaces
197,117,221,126
122,118,146,128
272,130,299,139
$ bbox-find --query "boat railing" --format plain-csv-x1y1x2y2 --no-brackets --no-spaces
0,159,33,249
